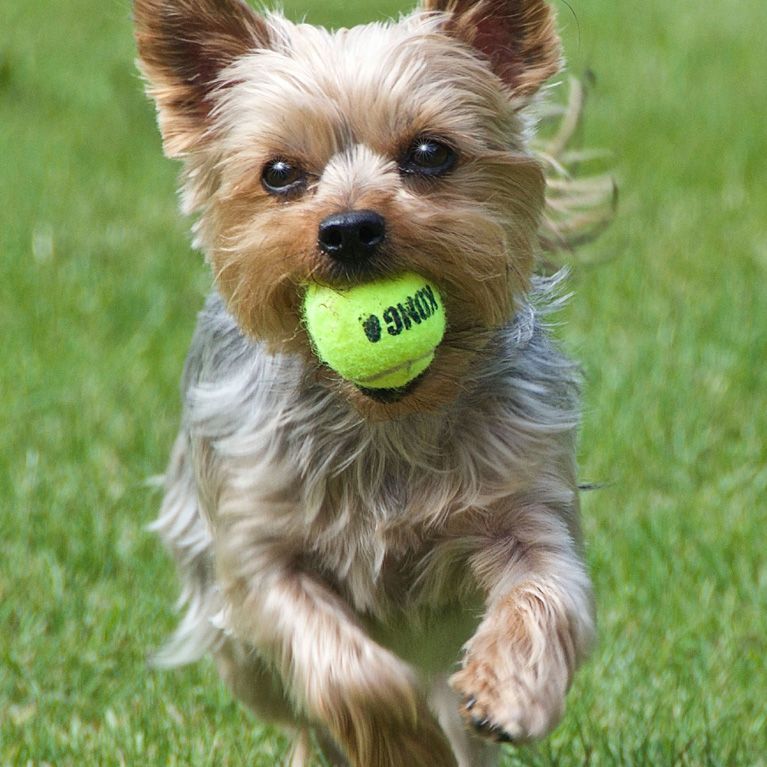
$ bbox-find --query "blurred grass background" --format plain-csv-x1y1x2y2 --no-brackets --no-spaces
1,0,765,764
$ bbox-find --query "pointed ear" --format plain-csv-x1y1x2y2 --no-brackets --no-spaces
134,0,270,156
421,0,561,99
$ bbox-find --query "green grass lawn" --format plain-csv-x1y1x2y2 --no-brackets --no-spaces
2,0,766,764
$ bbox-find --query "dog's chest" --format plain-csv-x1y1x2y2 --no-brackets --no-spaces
284,402,513,617
305,506,482,672
302,463,479,613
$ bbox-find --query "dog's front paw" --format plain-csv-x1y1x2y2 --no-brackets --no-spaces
449,604,573,746
450,652,565,744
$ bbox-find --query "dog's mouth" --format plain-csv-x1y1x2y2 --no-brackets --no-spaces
355,372,425,404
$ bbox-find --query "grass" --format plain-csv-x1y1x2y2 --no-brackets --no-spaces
1,0,765,764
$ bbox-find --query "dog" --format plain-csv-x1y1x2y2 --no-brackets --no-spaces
134,0,597,764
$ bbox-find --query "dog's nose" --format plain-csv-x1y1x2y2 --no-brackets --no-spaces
318,210,386,262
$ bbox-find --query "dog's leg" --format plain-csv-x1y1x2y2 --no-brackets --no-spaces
214,637,297,725
288,726,349,767
429,674,500,767
214,639,349,765
288,729,312,767
218,549,457,767
311,728,349,767
450,504,595,744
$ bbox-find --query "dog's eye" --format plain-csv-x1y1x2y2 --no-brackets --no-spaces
400,137,457,177
261,159,306,195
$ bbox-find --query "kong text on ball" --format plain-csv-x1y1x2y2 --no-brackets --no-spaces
302,273,447,389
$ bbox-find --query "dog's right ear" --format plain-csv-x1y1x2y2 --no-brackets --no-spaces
420,0,561,101
134,0,270,157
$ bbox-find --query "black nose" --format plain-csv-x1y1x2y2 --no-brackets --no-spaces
318,210,386,262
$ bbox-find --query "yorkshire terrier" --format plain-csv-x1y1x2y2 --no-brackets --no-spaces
134,0,597,764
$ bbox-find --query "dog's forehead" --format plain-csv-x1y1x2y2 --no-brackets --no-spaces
216,16,512,160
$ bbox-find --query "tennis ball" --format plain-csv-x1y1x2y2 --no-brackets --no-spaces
302,273,446,389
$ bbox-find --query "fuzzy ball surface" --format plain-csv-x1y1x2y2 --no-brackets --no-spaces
302,273,446,389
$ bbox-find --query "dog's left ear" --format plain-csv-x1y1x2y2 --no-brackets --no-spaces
422,0,561,99
134,0,271,157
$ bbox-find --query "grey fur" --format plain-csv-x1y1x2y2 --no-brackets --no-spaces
153,273,587,667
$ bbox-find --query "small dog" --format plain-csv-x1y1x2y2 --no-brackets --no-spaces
134,0,597,764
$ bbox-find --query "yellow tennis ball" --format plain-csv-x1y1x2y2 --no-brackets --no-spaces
302,273,446,389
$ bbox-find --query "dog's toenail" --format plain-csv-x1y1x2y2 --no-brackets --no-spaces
470,714,515,744
472,716,489,730
465,696,476,711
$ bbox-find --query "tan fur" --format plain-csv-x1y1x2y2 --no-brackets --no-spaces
447,499,592,743
202,14,550,420
135,0,597,764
